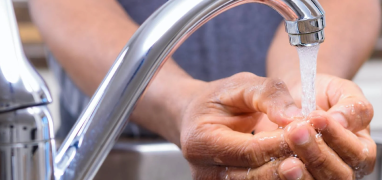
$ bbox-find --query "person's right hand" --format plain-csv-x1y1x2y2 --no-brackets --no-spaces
179,72,308,179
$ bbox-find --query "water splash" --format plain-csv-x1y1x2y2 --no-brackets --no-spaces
297,45,320,117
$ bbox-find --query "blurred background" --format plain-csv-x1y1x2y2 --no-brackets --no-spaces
11,0,382,133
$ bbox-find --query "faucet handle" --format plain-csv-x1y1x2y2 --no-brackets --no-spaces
0,0,52,112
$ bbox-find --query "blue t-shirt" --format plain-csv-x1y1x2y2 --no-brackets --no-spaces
50,0,283,138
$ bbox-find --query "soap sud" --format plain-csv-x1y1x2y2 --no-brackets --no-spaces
270,157,276,162
297,45,320,117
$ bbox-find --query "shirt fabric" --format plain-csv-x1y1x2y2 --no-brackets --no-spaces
50,0,283,138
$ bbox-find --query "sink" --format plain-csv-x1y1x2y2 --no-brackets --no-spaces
91,130,382,180
93,138,192,180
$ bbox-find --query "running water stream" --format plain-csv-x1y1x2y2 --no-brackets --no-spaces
297,45,320,117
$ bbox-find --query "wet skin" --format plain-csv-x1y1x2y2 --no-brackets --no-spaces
180,73,375,180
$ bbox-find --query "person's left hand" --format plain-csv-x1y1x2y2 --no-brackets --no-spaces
283,110,376,179
258,73,376,179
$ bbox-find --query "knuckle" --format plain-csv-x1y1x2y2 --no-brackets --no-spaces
262,78,288,98
356,101,374,126
306,154,327,169
228,72,259,84
364,102,374,121
234,72,258,80
238,138,267,167
239,140,259,167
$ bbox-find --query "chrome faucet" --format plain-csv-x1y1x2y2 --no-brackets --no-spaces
0,0,325,179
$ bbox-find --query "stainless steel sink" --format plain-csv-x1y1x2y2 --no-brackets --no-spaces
92,130,382,180
94,139,192,180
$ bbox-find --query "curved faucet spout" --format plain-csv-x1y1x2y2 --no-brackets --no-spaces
56,0,325,179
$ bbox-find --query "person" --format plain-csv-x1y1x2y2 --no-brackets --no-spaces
29,0,380,179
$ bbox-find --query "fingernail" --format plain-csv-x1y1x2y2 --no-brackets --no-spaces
290,123,310,145
283,167,303,180
308,115,327,130
281,159,303,180
331,113,348,128
284,105,302,118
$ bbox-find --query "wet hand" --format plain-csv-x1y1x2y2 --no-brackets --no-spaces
283,74,376,179
179,72,305,179
283,110,376,179
288,74,374,133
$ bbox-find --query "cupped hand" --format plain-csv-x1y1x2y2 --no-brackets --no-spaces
280,74,376,179
287,74,374,133
179,72,307,179
283,110,376,179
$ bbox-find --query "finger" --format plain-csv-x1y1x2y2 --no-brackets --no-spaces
284,120,354,179
182,127,293,168
317,77,373,132
278,157,314,180
308,111,376,176
191,158,313,180
217,73,303,127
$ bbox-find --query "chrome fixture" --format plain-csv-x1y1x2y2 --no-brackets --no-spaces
0,0,55,179
0,0,325,179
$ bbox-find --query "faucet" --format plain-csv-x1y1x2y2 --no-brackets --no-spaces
0,0,324,179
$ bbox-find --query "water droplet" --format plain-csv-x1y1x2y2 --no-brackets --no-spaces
273,171,279,178
247,168,251,176
270,157,276,162
225,167,230,180
351,104,356,115
278,126,283,129
315,132,322,138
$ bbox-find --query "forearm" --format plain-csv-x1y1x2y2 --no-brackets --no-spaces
29,0,202,144
267,0,381,83
29,0,138,95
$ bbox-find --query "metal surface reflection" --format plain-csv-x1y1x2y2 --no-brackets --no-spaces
0,1,55,180
0,106,55,180
0,0,52,113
